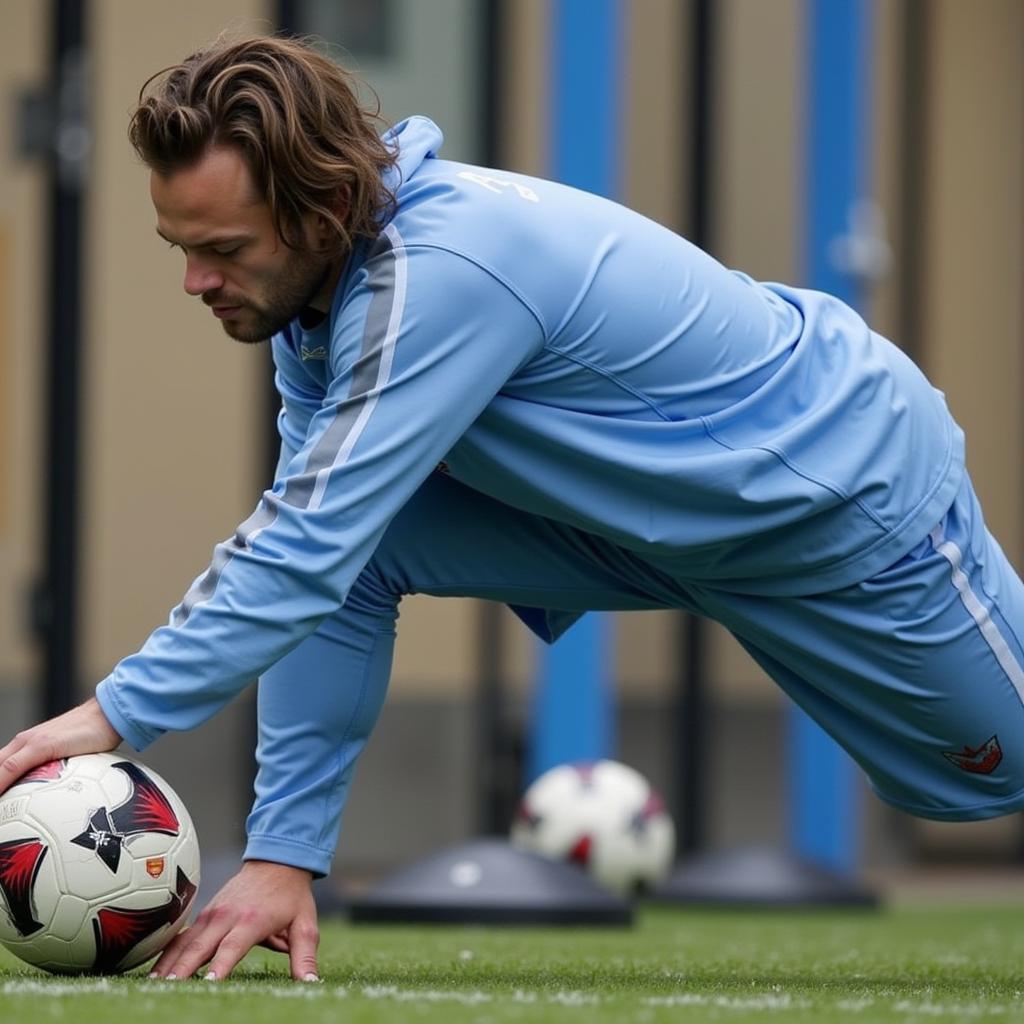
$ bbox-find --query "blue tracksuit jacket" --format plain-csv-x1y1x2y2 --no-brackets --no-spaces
96,117,963,871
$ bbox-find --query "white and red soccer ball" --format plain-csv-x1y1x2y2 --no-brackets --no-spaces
510,759,675,895
0,752,200,974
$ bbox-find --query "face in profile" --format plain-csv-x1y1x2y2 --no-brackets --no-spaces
150,145,338,342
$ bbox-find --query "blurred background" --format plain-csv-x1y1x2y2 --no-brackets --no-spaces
0,0,1021,896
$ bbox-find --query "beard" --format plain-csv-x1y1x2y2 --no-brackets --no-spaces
209,249,335,344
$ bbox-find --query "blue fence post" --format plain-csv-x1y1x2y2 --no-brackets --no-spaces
527,0,622,782
790,0,873,874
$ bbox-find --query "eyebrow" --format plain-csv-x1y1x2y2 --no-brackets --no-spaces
155,227,251,249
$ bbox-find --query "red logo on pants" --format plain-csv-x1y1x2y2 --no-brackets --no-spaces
943,735,1002,775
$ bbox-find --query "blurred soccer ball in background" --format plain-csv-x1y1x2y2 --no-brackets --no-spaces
0,752,200,974
510,759,675,895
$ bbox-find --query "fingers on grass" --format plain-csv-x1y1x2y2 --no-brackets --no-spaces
153,920,229,980
288,917,320,982
206,922,269,982
150,926,191,977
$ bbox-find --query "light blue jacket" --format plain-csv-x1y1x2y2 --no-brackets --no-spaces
96,117,962,870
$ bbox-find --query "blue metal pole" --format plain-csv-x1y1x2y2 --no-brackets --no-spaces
527,0,621,782
789,0,872,874
529,616,614,781
549,0,621,198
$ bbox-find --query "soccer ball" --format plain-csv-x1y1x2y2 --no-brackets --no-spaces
510,760,675,896
0,752,200,974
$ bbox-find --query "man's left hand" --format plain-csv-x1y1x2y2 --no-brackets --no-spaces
150,860,320,982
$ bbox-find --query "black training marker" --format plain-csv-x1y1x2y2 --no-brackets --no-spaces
347,838,634,925
653,845,879,908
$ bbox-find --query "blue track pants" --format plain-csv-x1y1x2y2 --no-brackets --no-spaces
248,470,1024,868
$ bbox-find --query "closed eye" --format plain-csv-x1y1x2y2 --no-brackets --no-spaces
165,240,241,258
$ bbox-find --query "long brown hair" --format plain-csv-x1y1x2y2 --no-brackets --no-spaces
129,34,397,255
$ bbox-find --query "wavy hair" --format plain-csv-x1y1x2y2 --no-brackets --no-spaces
129,34,397,255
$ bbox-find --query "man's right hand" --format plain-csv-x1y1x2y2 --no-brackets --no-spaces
0,697,122,796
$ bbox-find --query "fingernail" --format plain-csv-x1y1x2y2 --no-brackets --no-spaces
304,972,320,983
147,972,159,980
204,971,217,982
167,974,177,981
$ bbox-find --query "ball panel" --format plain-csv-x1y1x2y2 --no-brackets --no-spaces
48,894,90,942
6,758,70,793
0,821,60,941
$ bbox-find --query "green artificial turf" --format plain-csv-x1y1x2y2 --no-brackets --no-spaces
2,905,1023,1022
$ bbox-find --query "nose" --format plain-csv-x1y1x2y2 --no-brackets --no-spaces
183,255,225,297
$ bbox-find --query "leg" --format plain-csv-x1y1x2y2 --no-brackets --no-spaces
246,472,689,874
366,472,695,613
691,476,1024,820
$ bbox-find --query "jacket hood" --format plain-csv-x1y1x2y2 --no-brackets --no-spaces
382,116,444,195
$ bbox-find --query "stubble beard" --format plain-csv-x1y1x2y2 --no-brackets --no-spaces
217,250,335,344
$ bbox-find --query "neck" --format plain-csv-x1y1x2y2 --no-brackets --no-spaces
309,258,344,314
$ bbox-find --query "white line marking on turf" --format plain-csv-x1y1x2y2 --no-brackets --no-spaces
548,990,601,1006
835,997,877,1012
892,1000,1016,1018
1,979,330,999
2,980,115,997
1,978,598,1008
360,985,492,1005
9,979,1016,1017
644,993,809,1011
358,985,599,1007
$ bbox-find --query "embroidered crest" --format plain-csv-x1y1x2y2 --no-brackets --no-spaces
943,735,1002,775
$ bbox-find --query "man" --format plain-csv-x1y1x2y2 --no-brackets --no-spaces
2,34,1023,982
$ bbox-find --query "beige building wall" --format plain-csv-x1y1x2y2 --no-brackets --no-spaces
498,0,549,178
869,0,907,345
81,2,269,689
0,3,46,691
922,0,1023,559
623,0,688,234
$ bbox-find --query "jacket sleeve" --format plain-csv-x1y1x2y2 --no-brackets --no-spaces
95,235,546,750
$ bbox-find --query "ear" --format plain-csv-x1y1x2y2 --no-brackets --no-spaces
311,213,333,245
312,186,351,244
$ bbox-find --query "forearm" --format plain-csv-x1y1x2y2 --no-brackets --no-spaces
94,561,337,750
244,601,396,877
